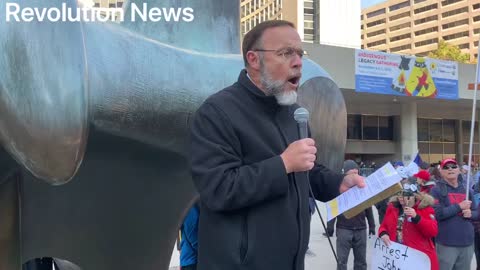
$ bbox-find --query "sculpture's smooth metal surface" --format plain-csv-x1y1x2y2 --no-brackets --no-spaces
0,149,21,270
122,0,240,54
0,0,88,184
86,23,241,154
298,77,347,172
0,0,347,269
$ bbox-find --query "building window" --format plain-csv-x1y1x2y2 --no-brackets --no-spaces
414,0,427,3
462,121,479,142
389,1,409,12
367,8,386,18
379,116,394,140
429,119,442,141
363,115,379,140
442,19,469,30
418,119,429,141
474,3,480,10
417,118,458,143
443,31,469,41
389,11,410,21
304,21,314,29
418,118,457,163
441,0,464,6
414,15,437,25
347,115,362,140
304,28,314,35
442,7,468,18
304,1,313,8
443,120,455,142
367,19,386,28
415,38,438,47
347,114,393,141
390,33,411,42
304,34,314,42
391,44,412,52
414,26,438,36
367,39,387,47
390,22,411,32
367,29,386,38
304,8,313,15
414,3,438,14
462,121,480,163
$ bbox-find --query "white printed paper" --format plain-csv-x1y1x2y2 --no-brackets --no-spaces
326,163,401,220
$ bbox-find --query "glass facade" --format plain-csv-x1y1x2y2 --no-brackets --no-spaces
417,118,456,163
347,114,393,141
462,121,480,163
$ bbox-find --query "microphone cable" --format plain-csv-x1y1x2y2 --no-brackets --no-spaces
294,107,338,264
306,170,338,264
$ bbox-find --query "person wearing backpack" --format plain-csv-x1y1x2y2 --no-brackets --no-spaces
180,203,199,270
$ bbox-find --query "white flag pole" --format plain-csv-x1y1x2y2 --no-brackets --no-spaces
466,47,480,199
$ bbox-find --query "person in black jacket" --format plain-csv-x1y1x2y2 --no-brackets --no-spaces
334,160,375,270
190,20,365,270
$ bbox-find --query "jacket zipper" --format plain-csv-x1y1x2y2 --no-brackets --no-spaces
240,214,248,263
272,110,304,270
293,173,304,270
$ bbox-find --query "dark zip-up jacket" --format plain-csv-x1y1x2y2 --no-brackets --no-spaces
430,178,479,247
190,70,344,270
335,207,375,231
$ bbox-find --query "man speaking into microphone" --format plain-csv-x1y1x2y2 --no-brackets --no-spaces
189,20,365,270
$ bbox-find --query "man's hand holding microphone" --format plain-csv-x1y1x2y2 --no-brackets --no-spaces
280,138,366,193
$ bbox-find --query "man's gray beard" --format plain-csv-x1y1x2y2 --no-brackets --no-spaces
260,62,297,106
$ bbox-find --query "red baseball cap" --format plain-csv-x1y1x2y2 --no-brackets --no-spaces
413,170,430,181
440,158,457,168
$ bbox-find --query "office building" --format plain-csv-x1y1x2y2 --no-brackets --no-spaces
240,0,361,48
362,0,480,61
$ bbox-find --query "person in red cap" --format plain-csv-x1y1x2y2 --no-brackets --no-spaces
430,158,479,270
414,170,435,193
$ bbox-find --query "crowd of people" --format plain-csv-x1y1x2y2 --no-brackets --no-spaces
182,156,480,270
343,158,479,270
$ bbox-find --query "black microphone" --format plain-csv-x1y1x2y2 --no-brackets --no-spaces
293,107,340,263
294,107,309,139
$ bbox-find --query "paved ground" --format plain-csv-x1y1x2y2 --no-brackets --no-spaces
169,201,477,269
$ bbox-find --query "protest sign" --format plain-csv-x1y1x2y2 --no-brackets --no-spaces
370,237,430,270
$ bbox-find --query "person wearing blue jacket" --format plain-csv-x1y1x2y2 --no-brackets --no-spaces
180,203,199,270
430,158,479,270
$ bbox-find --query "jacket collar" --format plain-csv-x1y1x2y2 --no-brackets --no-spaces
237,69,280,109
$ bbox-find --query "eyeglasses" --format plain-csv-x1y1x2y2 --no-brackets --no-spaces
442,165,458,170
253,47,307,60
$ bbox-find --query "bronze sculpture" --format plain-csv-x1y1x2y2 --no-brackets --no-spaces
0,0,346,269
